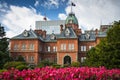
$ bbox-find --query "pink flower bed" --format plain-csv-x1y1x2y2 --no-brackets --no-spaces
0,67,120,80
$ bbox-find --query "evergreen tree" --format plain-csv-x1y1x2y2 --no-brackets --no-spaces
0,24,11,69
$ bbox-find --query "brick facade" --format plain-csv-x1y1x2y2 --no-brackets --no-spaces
10,13,111,65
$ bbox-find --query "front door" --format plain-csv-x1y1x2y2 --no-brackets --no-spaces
64,56,71,64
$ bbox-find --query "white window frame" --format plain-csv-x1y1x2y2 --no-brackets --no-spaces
81,46,84,51
53,46,57,52
89,46,93,50
69,43,74,51
47,46,50,52
83,46,86,51
61,44,66,51
81,46,86,51
21,44,26,50
81,57,86,63
29,56,34,62
14,44,19,50
29,44,34,50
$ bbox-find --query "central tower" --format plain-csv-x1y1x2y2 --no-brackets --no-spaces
65,13,79,30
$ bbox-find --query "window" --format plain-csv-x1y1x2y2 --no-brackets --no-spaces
53,46,57,52
69,43,74,51
89,46,93,50
81,57,86,63
81,46,86,51
39,45,42,51
21,44,26,50
29,56,34,62
23,56,26,61
29,44,34,50
47,46,50,52
81,46,84,51
83,46,86,51
14,44,19,50
61,44,66,51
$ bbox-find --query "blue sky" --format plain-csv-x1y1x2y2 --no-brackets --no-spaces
0,0,120,38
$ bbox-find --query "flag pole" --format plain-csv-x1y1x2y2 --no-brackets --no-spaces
71,1,72,13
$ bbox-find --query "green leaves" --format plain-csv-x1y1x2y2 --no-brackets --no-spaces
84,20,120,69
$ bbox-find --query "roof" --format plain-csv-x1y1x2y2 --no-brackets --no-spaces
79,30,107,41
11,29,38,39
79,33,96,41
58,27,77,39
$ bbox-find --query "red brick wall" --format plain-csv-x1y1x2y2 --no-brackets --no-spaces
57,39,78,65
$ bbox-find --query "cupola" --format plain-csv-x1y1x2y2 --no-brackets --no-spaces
65,13,78,29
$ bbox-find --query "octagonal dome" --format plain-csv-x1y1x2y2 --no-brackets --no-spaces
65,13,78,25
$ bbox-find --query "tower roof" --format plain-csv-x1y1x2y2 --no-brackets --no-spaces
65,13,78,25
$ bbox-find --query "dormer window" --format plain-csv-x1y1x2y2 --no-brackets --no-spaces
65,28,70,36
23,30,29,37
50,34,56,40
85,33,90,39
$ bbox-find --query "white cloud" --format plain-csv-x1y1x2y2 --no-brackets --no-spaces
58,13,67,20
0,2,8,12
60,0,120,30
1,5,45,38
43,0,59,9
34,0,39,7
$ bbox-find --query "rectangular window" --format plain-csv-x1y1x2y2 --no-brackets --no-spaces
29,56,34,62
29,44,34,50
83,46,86,51
53,46,57,52
69,44,74,51
81,46,84,51
48,46,50,52
39,45,42,51
61,44,66,51
21,44,26,50
14,44,19,50
89,46,93,50
81,57,86,63
81,46,86,51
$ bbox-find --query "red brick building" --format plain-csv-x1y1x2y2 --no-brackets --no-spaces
10,13,112,65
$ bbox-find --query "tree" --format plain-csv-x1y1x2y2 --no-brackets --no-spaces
84,21,120,69
0,24,11,69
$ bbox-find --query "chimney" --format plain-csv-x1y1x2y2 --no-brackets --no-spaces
34,30,42,35
95,29,98,35
42,30,46,39
60,24,63,33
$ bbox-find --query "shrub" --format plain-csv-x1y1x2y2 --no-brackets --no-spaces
16,65,28,71
0,69,7,73
52,64,61,69
71,61,80,67
4,61,26,69
63,64,70,67
37,60,53,68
